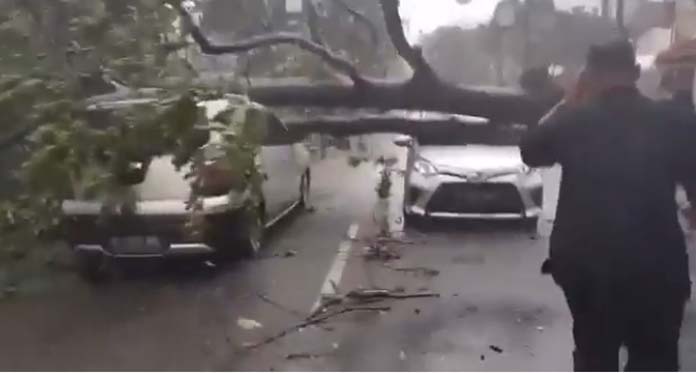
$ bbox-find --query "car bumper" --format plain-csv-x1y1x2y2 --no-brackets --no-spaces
62,195,250,259
74,243,215,258
407,205,541,220
404,170,543,220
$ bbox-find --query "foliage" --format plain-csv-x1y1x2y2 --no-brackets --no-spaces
0,90,273,245
0,0,267,255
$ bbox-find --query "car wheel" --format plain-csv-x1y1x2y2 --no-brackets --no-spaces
76,251,109,282
238,209,265,259
299,170,311,208
403,208,426,229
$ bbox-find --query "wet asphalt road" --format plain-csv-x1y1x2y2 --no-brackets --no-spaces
1,142,696,371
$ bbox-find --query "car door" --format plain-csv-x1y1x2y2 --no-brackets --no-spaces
260,117,301,220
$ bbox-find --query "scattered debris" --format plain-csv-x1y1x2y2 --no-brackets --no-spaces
480,354,486,361
237,318,264,330
453,293,460,297
306,206,317,213
466,305,479,313
536,326,545,332
347,289,440,300
392,285,406,293
399,350,407,361
3,286,18,296
286,353,320,360
244,306,390,350
363,243,401,261
346,289,390,300
386,265,440,277
332,342,340,350
489,345,504,354
414,308,421,315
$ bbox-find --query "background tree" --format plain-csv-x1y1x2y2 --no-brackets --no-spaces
421,25,496,86
0,0,207,252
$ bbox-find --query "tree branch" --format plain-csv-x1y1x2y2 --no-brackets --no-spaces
332,0,379,46
304,0,325,46
379,0,432,78
174,2,367,85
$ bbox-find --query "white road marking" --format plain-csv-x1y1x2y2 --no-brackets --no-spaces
310,223,359,313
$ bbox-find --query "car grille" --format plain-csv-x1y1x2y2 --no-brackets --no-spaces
426,183,524,214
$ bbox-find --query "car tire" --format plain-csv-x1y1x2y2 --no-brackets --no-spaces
237,209,265,259
299,170,311,208
403,208,426,229
76,251,109,282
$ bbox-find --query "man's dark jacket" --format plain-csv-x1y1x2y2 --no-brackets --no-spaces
520,87,696,293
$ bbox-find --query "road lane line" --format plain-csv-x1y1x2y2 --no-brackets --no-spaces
310,223,359,313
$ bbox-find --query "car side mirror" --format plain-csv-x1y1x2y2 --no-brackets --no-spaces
393,135,413,148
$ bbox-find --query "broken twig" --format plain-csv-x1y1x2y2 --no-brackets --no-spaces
347,289,440,300
244,306,391,350
256,293,306,319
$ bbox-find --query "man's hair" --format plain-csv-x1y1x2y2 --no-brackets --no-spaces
586,39,637,73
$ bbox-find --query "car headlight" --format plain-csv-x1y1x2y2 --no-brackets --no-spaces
414,158,438,176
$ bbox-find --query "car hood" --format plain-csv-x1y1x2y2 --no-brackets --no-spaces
418,145,524,174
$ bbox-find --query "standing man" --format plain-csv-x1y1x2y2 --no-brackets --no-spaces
521,40,696,371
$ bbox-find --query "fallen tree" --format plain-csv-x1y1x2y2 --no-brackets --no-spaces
273,113,524,144
172,0,558,127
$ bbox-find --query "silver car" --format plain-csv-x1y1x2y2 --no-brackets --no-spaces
62,98,311,277
395,131,542,225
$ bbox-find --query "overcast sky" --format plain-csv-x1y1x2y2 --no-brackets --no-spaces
400,0,603,42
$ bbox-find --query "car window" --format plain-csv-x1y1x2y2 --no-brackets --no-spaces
416,124,525,146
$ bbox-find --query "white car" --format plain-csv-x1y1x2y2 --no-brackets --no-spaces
62,97,311,278
395,131,543,226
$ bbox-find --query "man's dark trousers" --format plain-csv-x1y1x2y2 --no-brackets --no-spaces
552,258,688,372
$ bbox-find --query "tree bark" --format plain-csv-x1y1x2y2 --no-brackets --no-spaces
249,81,547,125
276,115,525,144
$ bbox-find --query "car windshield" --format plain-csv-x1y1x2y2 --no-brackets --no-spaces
416,125,525,146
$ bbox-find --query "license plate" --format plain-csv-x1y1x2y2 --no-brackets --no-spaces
109,236,163,254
